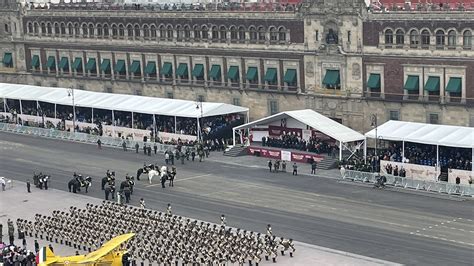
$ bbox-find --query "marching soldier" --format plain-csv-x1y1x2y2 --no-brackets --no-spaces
153,143,157,154
166,204,172,217
220,215,226,227
266,224,273,237
140,198,146,209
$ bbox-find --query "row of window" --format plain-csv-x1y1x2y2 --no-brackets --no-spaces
383,28,473,49
30,54,299,89
26,21,289,43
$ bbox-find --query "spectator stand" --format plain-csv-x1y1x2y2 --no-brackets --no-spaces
0,83,248,143
365,120,473,184
232,109,365,166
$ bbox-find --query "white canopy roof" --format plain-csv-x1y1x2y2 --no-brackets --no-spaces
365,120,474,149
0,83,248,118
234,109,365,143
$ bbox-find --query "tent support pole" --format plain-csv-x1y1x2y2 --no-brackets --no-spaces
36,100,39,117
339,141,342,161
54,104,57,119
19,99,23,125
246,110,250,141
232,128,236,147
402,141,405,164
436,145,439,176
112,110,115,138
174,116,177,134
91,108,94,124
364,139,367,164
131,112,134,129
153,114,156,141
3,98,6,113
196,117,200,142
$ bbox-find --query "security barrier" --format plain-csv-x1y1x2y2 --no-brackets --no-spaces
0,122,175,154
341,169,473,197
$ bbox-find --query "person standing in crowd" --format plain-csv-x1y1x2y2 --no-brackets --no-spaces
26,179,31,193
7,219,14,245
97,139,102,149
135,143,139,153
34,239,39,253
166,203,172,216
292,163,298,176
191,150,196,162
143,144,147,155
165,152,169,165
122,141,127,151
282,160,286,172
140,198,146,209
104,185,111,200
153,143,157,154
123,186,131,204
311,161,317,175
220,214,226,227
268,160,273,172
44,175,49,190
147,146,151,156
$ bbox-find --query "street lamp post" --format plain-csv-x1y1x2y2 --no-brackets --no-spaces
370,114,378,172
67,87,76,132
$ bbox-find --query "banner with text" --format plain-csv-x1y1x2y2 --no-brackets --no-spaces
448,169,473,185
380,160,439,182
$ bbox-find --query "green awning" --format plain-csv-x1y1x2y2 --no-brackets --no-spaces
246,67,258,81
3,52,12,65
445,77,462,93
46,56,56,69
228,66,239,80
322,69,340,86
115,60,125,74
145,61,156,75
161,62,172,76
176,63,188,78
367,73,381,89
424,76,440,92
71,57,82,71
283,69,297,83
209,65,221,79
264,68,277,82
85,58,96,72
130,60,141,74
58,57,68,71
404,75,419,91
192,64,204,78
31,55,40,68
100,59,110,72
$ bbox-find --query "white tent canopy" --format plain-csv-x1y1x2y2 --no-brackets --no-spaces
365,120,474,149
0,83,248,118
234,109,365,143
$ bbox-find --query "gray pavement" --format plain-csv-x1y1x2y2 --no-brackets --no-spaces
0,131,473,266
0,181,400,266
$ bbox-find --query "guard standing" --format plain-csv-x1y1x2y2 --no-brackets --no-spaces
26,180,31,193
311,161,317,174
143,144,147,155
268,160,273,172
124,187,131,204
44,176,48,190
97,139,102,149
292,163,298,176
122,141,127,151
154,143,158,154
104,186,111,200
161,173,166,188
282,161,287,172
135,143,139,153
140,198,146,209
147,146,152,156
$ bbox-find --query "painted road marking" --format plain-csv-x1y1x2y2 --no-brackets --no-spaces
146,174,212,187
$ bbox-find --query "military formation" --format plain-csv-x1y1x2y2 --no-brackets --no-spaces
16,201,295,265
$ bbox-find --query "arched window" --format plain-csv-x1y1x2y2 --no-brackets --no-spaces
60,22,66,35
143,25,150,38
88,23,94,37
27,22,33,34
119,24,125,37
112,24,118,37
278,27,286,42
97,24,103,38
269,27,278,42
33,22,39,34
82,23,88,37
201,25,208,39
249,26,257,41
211,26,218,40
436,30,445,47
193,25,201,40
219,26,227,42
184,25,190,39
134,25,140,37
74,23,80,37
463,30,472,49
258,26,266,42
421,30,430,46
238,26,245,41
67,23,73,36
41,22,46,34
103,24,109,37
159,25,166,39
409,29,419,47
150,25,157,39
176,25,183,41
127,25,133,38
166,25,173,41
54,22,60,35
396,29,404,45
448,30,456,47
230,26,237,41
384,29,393,44
46,23,52,35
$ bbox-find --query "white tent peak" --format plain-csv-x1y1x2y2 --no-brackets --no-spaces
234,109,365,143
0,83,248,118
365,120,474,149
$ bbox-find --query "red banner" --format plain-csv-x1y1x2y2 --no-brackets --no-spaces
291,152,324,163
247,147,281,159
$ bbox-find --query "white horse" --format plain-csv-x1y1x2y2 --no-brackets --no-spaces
148,170,160,184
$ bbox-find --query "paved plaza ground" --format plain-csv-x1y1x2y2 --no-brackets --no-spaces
0,183,400,266
0,131,473,265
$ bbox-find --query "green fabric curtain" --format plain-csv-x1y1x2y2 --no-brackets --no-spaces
115,60,125,74
31,55,40,68
227,66,239,80
176,63,188,77
404,75,419,91
192,64,204,78
367,73,381,89
100,59,111,72
46,56,56,69
85,58,96,72
424,76,440,92
209,65,221,79
161,62,172,76
246,67,258,81
283,69,297,83
445,77,462,93
322,69,340,86
129,60,141,74
71,57,82,71
264,68,277,82
58,57,69,71
3,52,12,65
145,61,156,75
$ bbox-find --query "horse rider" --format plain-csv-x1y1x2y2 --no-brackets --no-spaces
168,167,176,187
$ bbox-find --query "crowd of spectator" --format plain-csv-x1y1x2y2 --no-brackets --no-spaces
370,1,472,12
261,133,337,156
379,142,472,171
0,242,36,266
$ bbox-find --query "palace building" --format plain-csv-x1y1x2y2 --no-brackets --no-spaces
0,0,473,133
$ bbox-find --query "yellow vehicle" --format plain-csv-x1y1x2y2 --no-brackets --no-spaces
36,233,134,265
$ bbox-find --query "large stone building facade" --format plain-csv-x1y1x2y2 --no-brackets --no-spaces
0,0,473,133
